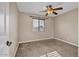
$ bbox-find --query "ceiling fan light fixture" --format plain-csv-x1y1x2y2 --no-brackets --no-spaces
40,5,63,16
47,10,53,14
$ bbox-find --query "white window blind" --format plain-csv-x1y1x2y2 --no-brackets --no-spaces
33,19,44,32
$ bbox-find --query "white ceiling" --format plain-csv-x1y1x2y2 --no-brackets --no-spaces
16,2,78,17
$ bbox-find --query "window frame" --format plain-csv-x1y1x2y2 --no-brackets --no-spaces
33,19,45,32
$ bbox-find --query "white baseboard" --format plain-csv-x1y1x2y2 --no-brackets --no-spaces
18,37,53,44
18,37,78,47
54,38,78,47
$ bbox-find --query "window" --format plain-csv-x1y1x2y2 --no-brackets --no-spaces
33,19,45,32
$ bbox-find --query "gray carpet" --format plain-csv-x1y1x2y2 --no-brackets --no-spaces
15,39,78,57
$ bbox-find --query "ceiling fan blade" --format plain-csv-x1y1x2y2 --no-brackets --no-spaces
53,12,58,15
53,7,63,10
45,13,48,16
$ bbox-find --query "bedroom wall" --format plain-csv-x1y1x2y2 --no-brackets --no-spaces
18,12,54,43
9,3,19,56
54,8,78,46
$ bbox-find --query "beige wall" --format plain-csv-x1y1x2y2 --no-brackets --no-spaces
54,8,78,46
18,13,54,43
9,3,19,56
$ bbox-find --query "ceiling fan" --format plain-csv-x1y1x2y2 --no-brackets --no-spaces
41,5,63,16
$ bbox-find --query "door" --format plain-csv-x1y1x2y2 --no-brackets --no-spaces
0,2,9,57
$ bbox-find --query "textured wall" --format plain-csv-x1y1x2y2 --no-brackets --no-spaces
9,3,19,56
54,8,78,46
18,13,54,43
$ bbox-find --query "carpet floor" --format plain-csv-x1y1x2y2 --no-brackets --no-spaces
15,39,78,57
